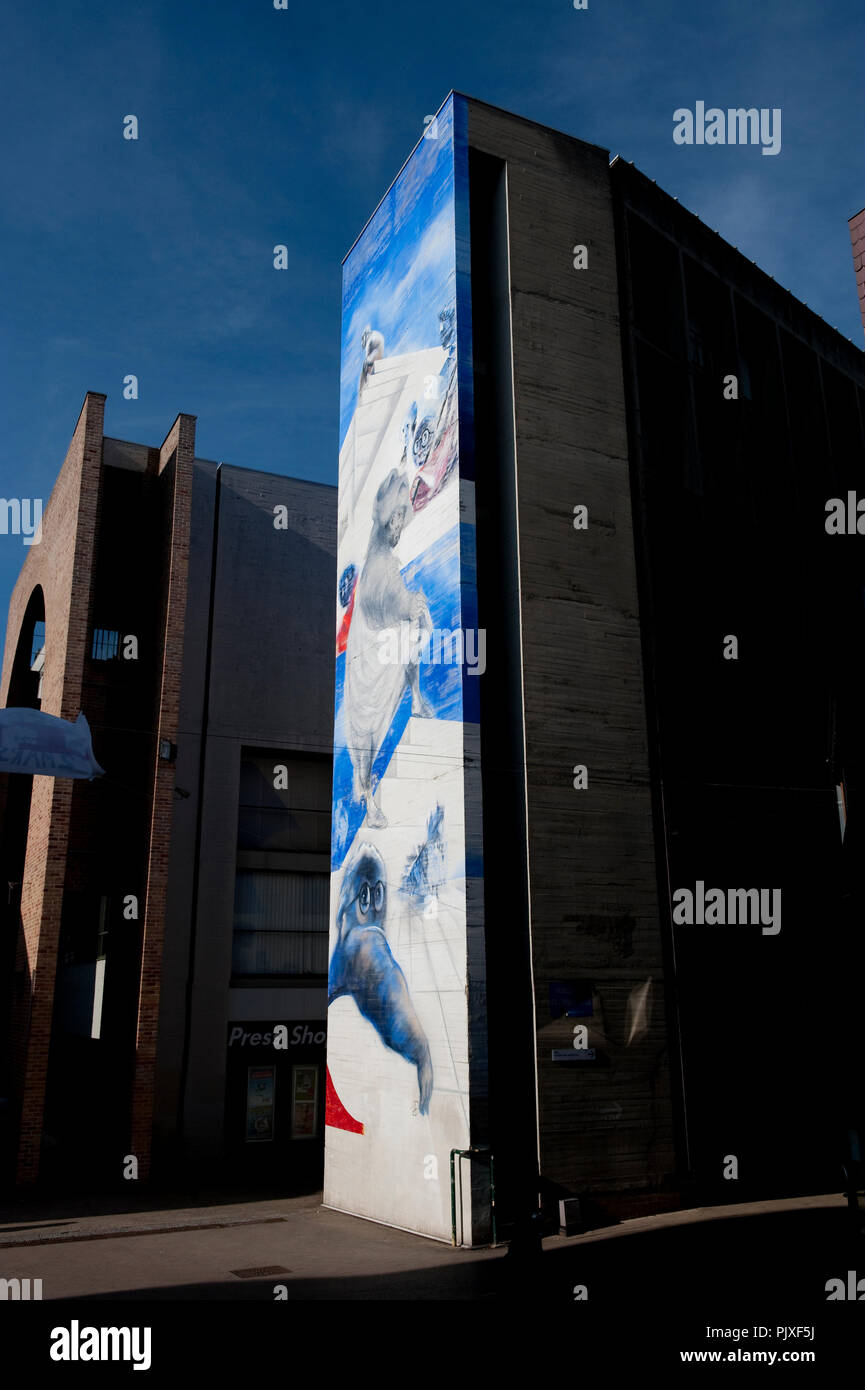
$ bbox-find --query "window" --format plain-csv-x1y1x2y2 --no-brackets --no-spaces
91,628,120,661
237,753,330,853
30,619,45,668
232,869,329,976
627,213,685,359
233,751,331,978
92,896,110,1040
687,321,706,369
29,619,46,702
96,895,110,960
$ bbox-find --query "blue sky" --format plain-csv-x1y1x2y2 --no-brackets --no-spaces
2,0,864,654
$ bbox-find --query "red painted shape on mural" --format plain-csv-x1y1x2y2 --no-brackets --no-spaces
325,1065,364,1134
336,586,356,656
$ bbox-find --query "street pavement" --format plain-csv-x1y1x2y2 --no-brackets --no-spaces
0,1188,862,1308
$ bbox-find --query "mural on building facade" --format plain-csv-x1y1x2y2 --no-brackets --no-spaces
324,96,480,1239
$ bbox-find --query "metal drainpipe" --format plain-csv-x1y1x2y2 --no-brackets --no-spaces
450,1146,497,1247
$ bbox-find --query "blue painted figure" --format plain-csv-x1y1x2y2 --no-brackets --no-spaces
328,843,434,1114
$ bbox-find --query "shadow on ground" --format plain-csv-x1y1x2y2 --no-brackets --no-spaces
0,1183,321,1229
50,1203,864,1306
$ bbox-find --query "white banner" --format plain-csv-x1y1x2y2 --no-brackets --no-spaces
0,709,104,779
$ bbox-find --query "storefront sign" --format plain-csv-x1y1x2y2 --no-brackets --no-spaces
228,1023,326,1049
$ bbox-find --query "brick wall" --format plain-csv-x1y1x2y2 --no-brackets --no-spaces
129,414,196,1175
1,398,197,1185
850,207,865,342
0,392,106,1182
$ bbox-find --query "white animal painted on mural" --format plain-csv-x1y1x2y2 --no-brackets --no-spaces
344,468,432,829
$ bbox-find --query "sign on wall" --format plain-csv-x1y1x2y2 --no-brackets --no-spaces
227,1022,326,1050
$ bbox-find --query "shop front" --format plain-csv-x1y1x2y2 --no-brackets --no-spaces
224,1020,326,1187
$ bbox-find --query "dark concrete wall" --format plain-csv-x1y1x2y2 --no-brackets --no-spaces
466,99,677,1209
155,466,337,1169
613,158,865,1199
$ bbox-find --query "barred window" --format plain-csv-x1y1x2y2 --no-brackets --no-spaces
91,629,120,661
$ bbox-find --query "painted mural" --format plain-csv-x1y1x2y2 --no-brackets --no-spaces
324,95,482,1239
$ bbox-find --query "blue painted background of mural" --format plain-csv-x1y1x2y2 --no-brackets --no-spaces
339,101,460,451
332,522,464,871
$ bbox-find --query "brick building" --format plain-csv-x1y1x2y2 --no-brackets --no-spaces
0,395,336,1190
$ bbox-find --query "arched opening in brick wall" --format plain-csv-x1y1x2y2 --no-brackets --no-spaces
6,586,46,710
0,584,45,1182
